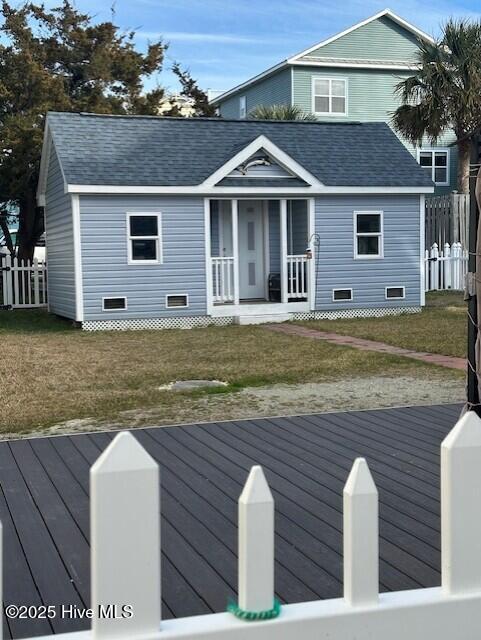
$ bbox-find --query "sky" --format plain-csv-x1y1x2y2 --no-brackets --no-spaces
34,0,481,94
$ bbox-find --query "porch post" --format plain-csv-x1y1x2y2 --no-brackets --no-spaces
204,199,213,315
232,200,240,305
308,198,316,311
280,199,288,304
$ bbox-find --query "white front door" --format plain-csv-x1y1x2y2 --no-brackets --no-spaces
238,201,266,300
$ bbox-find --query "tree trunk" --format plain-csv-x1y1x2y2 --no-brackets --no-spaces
16,186,44,262
0,215,15,256
458,137,471,194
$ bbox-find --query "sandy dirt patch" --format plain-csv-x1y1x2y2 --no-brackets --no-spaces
3,374,464,440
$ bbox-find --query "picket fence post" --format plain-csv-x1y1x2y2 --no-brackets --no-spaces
90,432,161,638
444,243,451,290
238,466,275,613
441,411,481,595
343,458,378,606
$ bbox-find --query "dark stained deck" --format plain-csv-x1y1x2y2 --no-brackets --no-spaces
0,403,462,639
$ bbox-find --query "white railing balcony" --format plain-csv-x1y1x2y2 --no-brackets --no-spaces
287,254,308,299
211,256,235,303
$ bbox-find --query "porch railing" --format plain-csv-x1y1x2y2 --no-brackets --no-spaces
211,257,234,303
287,254,308,299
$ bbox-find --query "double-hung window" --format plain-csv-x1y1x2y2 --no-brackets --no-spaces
312,78,347,115
239,96,247,119
418,149,449,185
354,211,383,259
127,213,162,264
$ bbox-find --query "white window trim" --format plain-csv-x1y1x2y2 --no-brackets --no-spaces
239,95,247,119
127,212,163,265
165,293,189,309
102,296,127,311
332,288,353,302
353,211,384,260
417,148,450,186
385,286,406,300
311,76,348,116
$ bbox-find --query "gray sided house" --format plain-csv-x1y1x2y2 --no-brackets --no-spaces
37,112,433,331
212,9,457,195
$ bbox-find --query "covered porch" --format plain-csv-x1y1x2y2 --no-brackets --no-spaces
206,199,315,318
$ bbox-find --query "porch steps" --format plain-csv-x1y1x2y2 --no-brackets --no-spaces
235,313,291,325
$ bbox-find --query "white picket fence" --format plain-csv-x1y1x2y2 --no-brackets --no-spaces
424,242,468,292
13,411,481,640
0,254,47,308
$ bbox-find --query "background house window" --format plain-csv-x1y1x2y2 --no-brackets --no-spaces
127,213,162,263
239,96,247,119
354,211,383,258
312,78,347,115
418,149,449,185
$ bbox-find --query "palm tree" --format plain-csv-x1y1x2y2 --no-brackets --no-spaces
392,19,481,193
249,104,317,122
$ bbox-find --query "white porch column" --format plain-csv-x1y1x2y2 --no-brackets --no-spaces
308,198,316,311
232,199,240,305
280,199,288,304
204,199,213,316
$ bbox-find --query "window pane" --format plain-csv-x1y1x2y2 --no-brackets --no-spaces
331,97,345,113
435,152,447,167
357,236,380,256
314,79,329,95
130,216,158,237
247,221,255,250
419,152,433,168
435,167,447,183
131,239,157,260
314,96,329,113
331,80,345,97
357,214,380,233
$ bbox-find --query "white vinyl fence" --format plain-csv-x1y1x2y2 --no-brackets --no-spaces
0,254,47,308
424,242,468,292
14,411,481,640
425,193,469,248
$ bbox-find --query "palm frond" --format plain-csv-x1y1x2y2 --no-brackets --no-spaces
248,104,317,121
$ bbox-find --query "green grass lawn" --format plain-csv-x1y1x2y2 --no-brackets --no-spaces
0,306,459,434
294,291,466,358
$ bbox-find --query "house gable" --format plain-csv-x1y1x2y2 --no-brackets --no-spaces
202,135,322,189
298,15,422,63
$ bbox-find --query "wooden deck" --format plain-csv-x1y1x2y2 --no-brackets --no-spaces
0,403,462,639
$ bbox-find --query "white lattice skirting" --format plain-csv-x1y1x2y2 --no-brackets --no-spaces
291,307,422,321
82,307,422,331
81,316,235,332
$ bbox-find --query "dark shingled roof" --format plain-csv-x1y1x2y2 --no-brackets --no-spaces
47,111,434,189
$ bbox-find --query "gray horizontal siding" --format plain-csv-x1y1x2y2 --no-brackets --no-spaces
79,196,207,320
44,146,76,319
314,195,421,309
302,16,421,61
219,68,292,118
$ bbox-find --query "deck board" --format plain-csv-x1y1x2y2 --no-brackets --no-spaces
0,403,462,639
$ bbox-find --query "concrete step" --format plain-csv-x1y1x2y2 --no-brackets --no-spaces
235,314,291,325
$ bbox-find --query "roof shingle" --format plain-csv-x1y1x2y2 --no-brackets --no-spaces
47,111,433,189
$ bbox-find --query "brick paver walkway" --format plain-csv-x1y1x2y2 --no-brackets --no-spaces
264,323,466,371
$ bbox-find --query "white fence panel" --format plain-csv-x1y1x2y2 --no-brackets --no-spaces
0,255,47,308
14,412,481,640
424,242,468,292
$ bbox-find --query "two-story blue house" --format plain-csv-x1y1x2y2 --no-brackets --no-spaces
212,9,456,195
